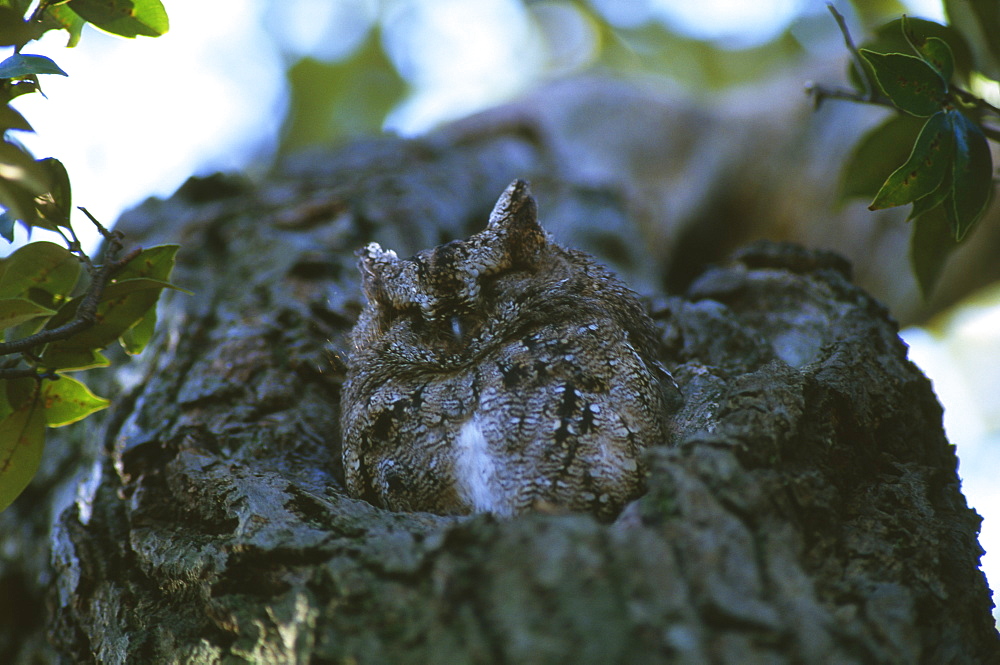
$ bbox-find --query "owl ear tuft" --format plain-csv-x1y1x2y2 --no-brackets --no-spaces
487,180,546,264
358,242,398,302
488,180,538,230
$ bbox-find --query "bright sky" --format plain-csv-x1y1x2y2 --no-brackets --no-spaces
8,1,285,251
4,0,996,618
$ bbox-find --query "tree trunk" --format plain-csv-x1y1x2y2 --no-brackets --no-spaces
3,76,997,664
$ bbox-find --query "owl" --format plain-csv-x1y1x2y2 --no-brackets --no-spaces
340,179,674,520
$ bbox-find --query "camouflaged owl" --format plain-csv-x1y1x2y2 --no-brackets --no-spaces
340,180,674,520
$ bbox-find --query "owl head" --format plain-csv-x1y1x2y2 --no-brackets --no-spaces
348,179,661,369
357,179,547,322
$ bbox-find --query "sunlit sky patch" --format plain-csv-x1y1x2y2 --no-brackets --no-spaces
380,0,545,134
266,0,378,61
651,0,805,49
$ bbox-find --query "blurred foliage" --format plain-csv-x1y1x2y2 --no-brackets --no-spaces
277,0,821,149
0,0,177,512
282,30,405,155
595,20,804,90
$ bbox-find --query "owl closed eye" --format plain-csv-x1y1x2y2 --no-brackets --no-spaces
340,179,675,520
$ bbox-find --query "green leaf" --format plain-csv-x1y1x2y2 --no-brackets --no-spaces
0,103,32,132
869,111,954,210
281,31,406,153
35,347,109,371
0,54,68,79
1,75,40,103
0,297,55,330
41,276,174,327
0,140,50,227
0,140,49,196
113,244,181,282
113,245,183,354
100,276,184,299
0,0,39,14
906,176,950,222
0,241,81,301
0,177,37,227
946,109,993,240
859,50,947,116
596,17,803,90
40,4,87,47
41,374,109,427
917,37,955,83
24,245,183,369
38,243,183,329
69,0,169,39
0,384,9,424
119,303,156,354
839,114,925,203
909,204,957,297
34,158,72,229
4,372,33,409
851,18,973,91
901,16,954,83
0,378,45,512
0,7,38,47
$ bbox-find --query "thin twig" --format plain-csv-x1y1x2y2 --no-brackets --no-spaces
0,366,58,380
827,3,874,102
78,207,116,240
805,82,890,109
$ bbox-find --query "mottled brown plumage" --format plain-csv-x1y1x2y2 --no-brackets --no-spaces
341,180,674,519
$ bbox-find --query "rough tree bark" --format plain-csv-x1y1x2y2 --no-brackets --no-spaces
2,77,998,663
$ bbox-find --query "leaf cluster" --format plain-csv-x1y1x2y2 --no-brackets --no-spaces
0,0,172,512
819,8,999,296
0,235,184,511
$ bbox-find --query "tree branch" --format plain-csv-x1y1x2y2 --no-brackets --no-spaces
0,210,141,377
0,366,57,380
